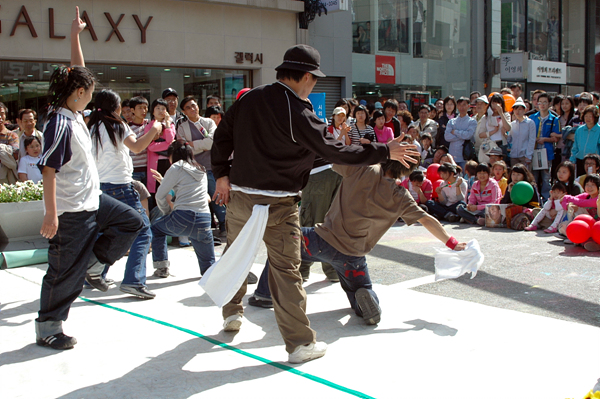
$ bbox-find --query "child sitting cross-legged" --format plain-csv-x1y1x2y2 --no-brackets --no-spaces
525,181,567,233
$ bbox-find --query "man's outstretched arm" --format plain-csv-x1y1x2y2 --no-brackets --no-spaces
418,213,467,251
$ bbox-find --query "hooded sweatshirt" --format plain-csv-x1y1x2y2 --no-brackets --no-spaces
155,160,209,215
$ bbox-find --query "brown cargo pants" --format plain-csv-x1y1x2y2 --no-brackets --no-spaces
222,190,316,353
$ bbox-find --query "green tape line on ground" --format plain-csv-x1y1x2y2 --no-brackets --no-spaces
1,249,48,269
79,297,375,399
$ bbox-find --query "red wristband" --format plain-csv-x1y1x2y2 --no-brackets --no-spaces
446,236,458,250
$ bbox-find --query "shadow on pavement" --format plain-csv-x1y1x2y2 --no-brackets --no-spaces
369,243,600,327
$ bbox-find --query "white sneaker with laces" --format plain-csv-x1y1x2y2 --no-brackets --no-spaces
223,315,243,332
288,342,327,364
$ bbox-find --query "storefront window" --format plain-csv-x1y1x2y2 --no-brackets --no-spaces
377,0,409,53
527,0,559,61
353,0,373,54
501,0,526,53
0,61,251,119
562,0,585,64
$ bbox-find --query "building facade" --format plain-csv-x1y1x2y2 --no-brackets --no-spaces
0,0,303,115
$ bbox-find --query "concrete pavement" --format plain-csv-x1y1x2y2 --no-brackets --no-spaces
1,224,599,398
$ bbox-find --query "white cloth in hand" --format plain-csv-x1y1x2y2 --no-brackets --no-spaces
434,239,484,281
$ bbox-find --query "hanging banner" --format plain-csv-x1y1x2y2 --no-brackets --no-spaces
375,55,395,84
308,92,327,123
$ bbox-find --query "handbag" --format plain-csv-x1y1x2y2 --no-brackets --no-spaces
462,139,477,161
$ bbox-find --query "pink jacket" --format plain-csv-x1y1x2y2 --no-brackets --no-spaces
145,122,176,193
561,193,598,217
468,179,502,210
400,178,433,204
373,126,394,143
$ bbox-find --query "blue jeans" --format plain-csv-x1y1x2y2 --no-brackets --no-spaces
151,210,215,275
37,194,143,336
426,200,465,220
456,204,485,224
131,171,147,187
532,167,551,202
255,227,378,317
206,170,226,224
101,182,152,287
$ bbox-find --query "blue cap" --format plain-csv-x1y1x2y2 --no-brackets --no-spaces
374,101,383,109
359,99,367,106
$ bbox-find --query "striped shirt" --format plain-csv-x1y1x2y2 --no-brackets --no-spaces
129,120,149,168
350,123,375,145
39,108,100,216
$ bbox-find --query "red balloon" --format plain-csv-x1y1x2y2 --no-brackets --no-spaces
427,163,441,182
432,179,445,199
592,221,600,244
566,220,592,244
574,214,595,229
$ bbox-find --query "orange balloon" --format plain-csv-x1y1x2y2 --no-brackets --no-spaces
503,94,516,112
489,92,498,99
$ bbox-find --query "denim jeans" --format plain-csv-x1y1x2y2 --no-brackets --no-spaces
101,182,152,287
456,204,485,224
426,200,466,220
36,193,143,338
151,210,215,275
131,171,147,187
206,170,226,224
532,167,551,202
255,227,378,317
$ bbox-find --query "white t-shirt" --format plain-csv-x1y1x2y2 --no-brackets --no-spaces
93,123,135,184
440,179,468,205
39,108,101,216
17,155,43,183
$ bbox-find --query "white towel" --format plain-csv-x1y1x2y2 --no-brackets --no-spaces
199,204,270,307
434,239,484,281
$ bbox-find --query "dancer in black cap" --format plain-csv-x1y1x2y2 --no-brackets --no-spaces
211,44,420,363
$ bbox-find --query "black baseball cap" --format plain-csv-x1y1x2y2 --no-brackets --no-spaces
275,45,326,78
162,88,178,99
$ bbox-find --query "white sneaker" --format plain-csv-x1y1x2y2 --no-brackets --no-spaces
288,342,327,364
223,315,242,332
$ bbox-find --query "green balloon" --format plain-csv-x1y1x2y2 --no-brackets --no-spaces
510,181,534,205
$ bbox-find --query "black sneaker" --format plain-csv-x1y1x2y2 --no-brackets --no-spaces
247,271,258,285
84,278,115,289
85,274,109,292
213,236,222,246
119,285,156,299
248,295,273,308
36,333,77,350
355,288,381,325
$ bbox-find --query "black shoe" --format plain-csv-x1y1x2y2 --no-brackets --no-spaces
247,271,258,284
85,274,109,292
248,295,273,308
36,333,77,350
119,285,156,299
84,278,115,290
355,288,381,325
213,236,222,246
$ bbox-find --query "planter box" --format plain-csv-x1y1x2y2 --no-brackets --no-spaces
0,200,44,242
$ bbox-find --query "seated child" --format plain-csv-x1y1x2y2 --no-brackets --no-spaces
456,163,502,225
400,170,432,211
17,136,43,183
420,133,435,167
492,160,508,196
525,181,567,233
500,163,541,208
577,154,600,188
558,174,600,245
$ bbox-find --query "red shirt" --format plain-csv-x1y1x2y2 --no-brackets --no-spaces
384,120,395,132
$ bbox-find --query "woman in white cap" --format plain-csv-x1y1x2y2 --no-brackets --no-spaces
328,106,352,145
507,97,536,168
